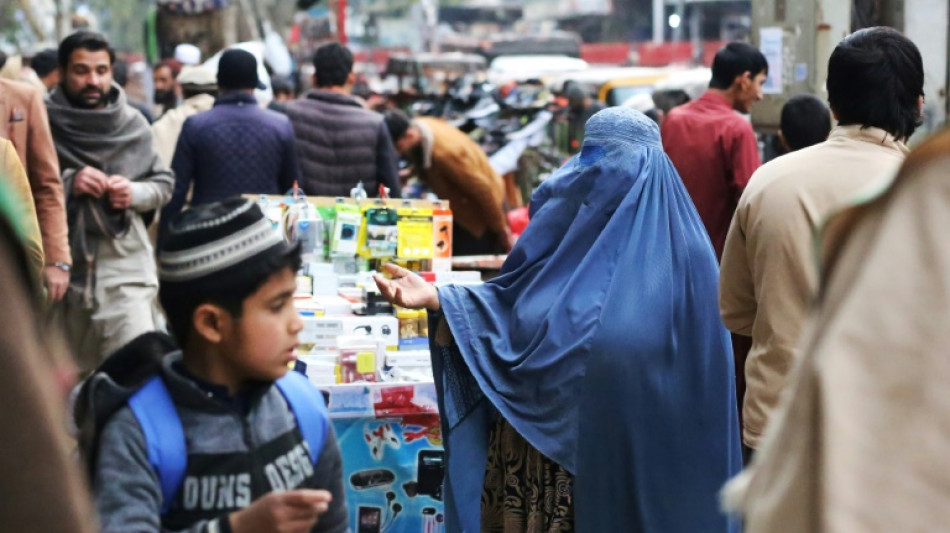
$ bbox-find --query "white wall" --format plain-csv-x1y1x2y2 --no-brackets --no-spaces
905,0,948,133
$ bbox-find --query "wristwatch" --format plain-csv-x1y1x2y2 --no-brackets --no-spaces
52,262,71,272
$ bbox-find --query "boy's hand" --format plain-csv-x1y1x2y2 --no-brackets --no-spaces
229,490,332,533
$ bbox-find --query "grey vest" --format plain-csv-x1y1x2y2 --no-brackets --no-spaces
285,91,387,197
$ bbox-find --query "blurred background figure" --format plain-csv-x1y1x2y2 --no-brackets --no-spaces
30,48,60,92
151,65,218,166
173,43,202,66
268,75,296,113
384,109,512,255
0,138,44,278
152,58,182,119
563,82,604,155
113,59,154,124
778,94,832,154
0,51,22,81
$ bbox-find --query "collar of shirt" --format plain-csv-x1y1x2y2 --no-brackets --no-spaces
172,360,263,414
413,119,434,169
829,125,911,156
696,90,735,111
214,92,258,107
304,89,362,109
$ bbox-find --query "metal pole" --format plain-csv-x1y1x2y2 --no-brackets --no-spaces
690,4,701,63
945,0,950,124
672,0,685,42
653,0,664,43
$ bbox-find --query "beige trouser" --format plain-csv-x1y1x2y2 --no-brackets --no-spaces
52,280,163,374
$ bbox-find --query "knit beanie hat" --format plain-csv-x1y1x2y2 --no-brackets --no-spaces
158,197,296,295
217,48,265,91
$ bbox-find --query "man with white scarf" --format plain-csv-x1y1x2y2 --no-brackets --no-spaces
47,31,173,371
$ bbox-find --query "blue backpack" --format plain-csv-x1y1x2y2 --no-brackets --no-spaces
127,370,329,514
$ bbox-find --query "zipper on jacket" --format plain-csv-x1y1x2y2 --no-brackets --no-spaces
241,414,265,497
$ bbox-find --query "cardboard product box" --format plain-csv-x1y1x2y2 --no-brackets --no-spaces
300,315,399,351
296,353,338,386
398,337,431,349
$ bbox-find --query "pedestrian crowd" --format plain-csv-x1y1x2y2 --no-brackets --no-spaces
0,23,946,533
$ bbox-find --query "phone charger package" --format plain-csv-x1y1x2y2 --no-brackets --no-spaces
300,316,399,351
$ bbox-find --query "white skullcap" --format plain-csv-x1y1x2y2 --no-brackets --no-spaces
623,92,656,113
176,65,216,86
174,44,202,66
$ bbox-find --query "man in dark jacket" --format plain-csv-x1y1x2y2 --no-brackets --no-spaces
161,49,301,239
284,43,400,198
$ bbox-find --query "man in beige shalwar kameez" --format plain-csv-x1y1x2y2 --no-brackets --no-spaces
719,27,924,455
729,119,950,533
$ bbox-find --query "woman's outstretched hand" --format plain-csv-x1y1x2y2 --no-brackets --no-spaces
373,263,441,311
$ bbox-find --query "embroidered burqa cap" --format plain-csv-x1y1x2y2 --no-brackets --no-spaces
434,106,741,532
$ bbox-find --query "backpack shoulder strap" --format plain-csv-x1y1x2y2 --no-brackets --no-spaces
127,375,186,515
276,371,329,465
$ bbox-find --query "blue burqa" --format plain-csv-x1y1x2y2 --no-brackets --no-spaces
432,107,741,533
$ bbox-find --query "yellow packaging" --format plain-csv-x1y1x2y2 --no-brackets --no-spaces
397,308,420,339
356,351,376,374
396,207,434,259
418,309,429,337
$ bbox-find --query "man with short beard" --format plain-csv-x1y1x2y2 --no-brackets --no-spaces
152,58,181,119
46,31,174,371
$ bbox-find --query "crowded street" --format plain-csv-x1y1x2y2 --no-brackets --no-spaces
0,0,948,531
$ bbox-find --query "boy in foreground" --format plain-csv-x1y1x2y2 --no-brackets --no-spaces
93,198,347,533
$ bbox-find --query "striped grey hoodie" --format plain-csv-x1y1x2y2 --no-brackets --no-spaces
92,351,348,533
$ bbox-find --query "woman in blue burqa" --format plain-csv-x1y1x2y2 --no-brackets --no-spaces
375,107,741,533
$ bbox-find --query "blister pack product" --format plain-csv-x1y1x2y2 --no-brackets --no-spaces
359,205,399,259
317,206,336,259
431,203,453,272
259,195,285,231
396,207,434,260
286,202,324,260
332,203,363,257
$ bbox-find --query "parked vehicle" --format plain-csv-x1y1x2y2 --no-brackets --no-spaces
488,55,590,86
549,66,677,106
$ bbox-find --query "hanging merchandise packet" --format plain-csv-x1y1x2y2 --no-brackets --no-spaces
359,204,399,259
432,202,453,272
330,202,362,257
397,206,434,260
